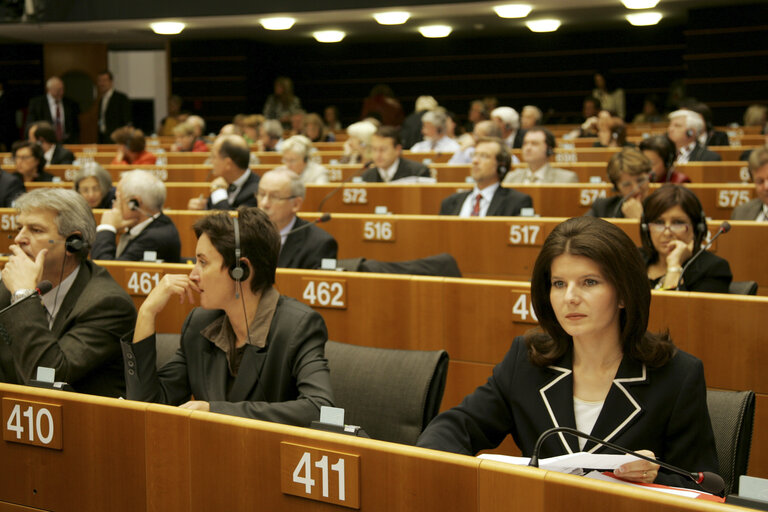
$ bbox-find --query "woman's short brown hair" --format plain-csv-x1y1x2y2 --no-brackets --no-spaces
605,147,651,190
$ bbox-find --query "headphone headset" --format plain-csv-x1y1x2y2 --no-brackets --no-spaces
495,148,512,181
686,128,694,138
542,129,555,157
128,199,140,211
228,214,250,287
65,234,88,254
640,205,707,249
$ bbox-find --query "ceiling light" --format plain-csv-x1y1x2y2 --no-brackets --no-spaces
493,4,533,18
373,12,411,25
626,12,662,26
418,25,453,38
150,22,185,35
621,0,660,8
260,17,296,30
313,30,345,43
525,19,561,32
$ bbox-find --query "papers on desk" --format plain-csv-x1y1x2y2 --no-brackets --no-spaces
478,452,639,474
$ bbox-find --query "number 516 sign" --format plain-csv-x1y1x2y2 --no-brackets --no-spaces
281,442,360,508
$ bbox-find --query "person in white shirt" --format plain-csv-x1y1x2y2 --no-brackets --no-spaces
272,135,329,184
667,110,721,163
503,128,578,184
96,70,132,144
410,110,460,153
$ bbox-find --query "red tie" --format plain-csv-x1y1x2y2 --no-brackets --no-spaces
55,103,63,141
471,193,482,217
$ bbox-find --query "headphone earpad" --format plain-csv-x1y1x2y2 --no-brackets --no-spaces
686,129,694,138
65,234,87,254
128,199,139,211
229,261,249,282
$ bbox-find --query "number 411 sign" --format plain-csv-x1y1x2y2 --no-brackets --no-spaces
281,442,360,508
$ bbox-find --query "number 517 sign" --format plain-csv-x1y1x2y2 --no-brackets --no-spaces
281,442,360,508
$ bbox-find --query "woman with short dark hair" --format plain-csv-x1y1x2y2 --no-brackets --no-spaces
418,216,719,491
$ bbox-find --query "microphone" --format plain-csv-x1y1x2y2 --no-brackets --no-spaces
316,166,368,212
0,280,53,316
675,221,730,291
286,213,331,236
528,426,725,495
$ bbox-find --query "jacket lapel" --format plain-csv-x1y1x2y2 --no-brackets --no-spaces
51,262,91,334
279,219,306,267
486,188,505,216
228,345,269,402
199,341,229,402
540,351,580,454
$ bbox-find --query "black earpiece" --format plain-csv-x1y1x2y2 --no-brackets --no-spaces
228,215,250,285
64,234,88,254
686,128,694,138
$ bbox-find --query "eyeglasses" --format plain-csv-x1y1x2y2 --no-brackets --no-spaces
13,155,35,162
648,221,690,235
618,175,649,190
256,191,296,202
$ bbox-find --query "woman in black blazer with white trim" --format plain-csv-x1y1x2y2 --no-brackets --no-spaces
418,216,719,491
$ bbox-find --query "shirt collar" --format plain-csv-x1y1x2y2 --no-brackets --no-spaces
127,212,161,237
473,181,499,199
279,216,298,246
42,265,80,328
379,158,400,182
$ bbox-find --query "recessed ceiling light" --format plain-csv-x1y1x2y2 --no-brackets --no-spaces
260,17,296,30
418,25,453,38
525,19,561,32
373,12,411,25
621,0,660,8
313,30,345,43
493,4,533,18
626,12,663,26
150,22,185,35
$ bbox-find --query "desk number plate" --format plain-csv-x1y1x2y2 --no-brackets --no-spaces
281,442,360,508
2,398,63,450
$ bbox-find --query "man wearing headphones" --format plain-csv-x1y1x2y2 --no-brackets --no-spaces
0,188,136,397
273,134,329,184
503,128,578,184
92,170,181,263
410,110,460,153
439,137,532,217
667,110,722,163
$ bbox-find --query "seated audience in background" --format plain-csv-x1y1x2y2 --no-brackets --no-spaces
91,170,181,263
586,148,652,219
302,113,335,143
362,126,430,182
341,120,377,165
122,207,335,425
732,147,768,221
449,119,506,165
263,76,303,127
323,105,342,131
289,110,306,136
185,115,207,140
111,127,157,166
259,119,284,152
158,94,184,136
258,169,338,269
685,102,729,147
73,163,115,209
12,140,54,182
642,184,732,293
639,135,690,184
0,168,24,207
187,135,259,211
667,110,721,163
439,137,532,217
242,114,263,145
401,95,438,150
491,106,524,149
410,109,460,153
576,96,602,137
592,71,626,119
28,121,74,165
418,216,719,491
0,188,136,397
504,128,577,184
743,104,767,133
594,114,631,148
360,84,405,127
632,95,664,124
172,122,208,152
465,99,489,133
274,135,329,184
520,105,543,130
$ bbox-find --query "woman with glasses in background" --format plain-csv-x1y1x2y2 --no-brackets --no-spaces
641,184,732,293
586,148,652,219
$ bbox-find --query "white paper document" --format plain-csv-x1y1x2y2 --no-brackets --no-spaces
478,452,640,474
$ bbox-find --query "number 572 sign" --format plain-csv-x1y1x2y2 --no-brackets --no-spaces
281,442,360,508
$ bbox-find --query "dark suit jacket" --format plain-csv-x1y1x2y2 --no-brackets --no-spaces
361,157,430,182
704,130,729,147
279,217,338,269
50,144,75,165
207,171,260,210
0,260,136,397
98,90,132,143
644,249,732,294
586,195,625,218
688,142,722,162
122,296,335,426
27,95,80,143
0,170,25,207
91,213,182,263
417,337,719,490
439,186,533,217
731,198,765,221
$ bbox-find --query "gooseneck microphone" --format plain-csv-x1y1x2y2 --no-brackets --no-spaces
528,426,725,495
0,280,53,316
286,213,332,236
675,221,731,291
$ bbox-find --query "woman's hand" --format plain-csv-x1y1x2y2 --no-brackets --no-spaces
621,197,644,219
179,400,210,412
665,239,694,268
613,450,660,484
133,274,199,343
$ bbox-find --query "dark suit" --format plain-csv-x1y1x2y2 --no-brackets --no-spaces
731,198,765,221
26,95,80,143
704,130,729,147
585,195,625,218
91,213,182,263
644,249,732,294
361,157,430,182
439,186,533,217
688,142,722,162
0,170,25,207
417,337,719,490
0,260,136,397
98,89,132,143
49,144,75,165
279,217,338,269
207,171,260,210
122,295,335,426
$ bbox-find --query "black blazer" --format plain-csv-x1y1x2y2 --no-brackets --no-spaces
361,158,430,182
91,213,182,263
704,130,729,147
27,95,80,143
207,171,260,210
279,217,338,269
0,170,25,207
98,90,132,143
439,186,533,216
688,142,722,162
50,144,75,165
417,337,719,490
644,249,732,294
586,195,624,218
